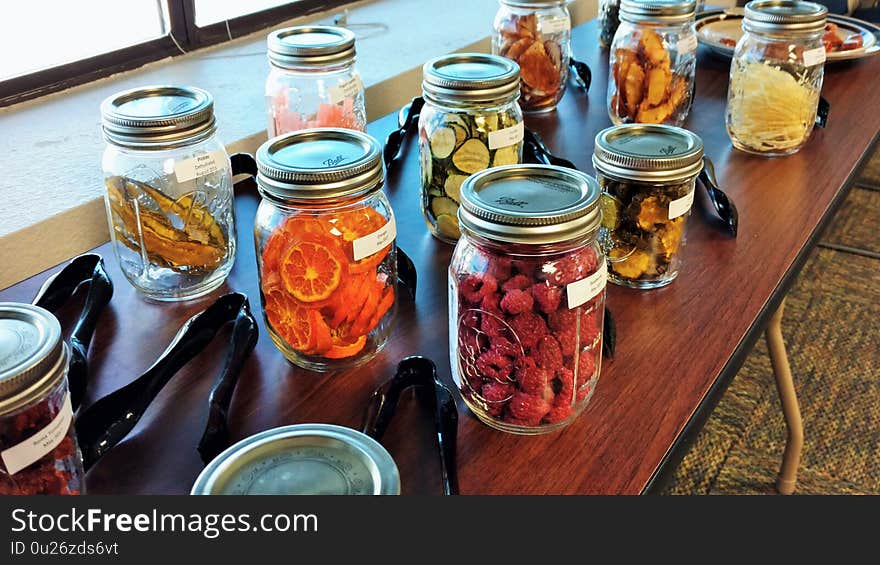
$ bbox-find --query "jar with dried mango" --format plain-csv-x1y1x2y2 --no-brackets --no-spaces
254,129,397,371
607,0,697,127
420,53,524,243
493,0,571,113
593,124,703,289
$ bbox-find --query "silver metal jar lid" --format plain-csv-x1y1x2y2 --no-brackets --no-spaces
0,303,68,415
620,0,696,24
743,0,827,34
101,85,216,150
256,128,384,203
593,124,704,183
422,53,521,106
458,164,601,245
267,26,356,69
191,424,400,495
500,0,570,6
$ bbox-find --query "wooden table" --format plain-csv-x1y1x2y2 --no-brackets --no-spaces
3,21,879,495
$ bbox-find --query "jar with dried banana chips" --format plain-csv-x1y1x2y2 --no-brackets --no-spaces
607,0,697,127
726,1,827,156
254,129,397,371
265,26,366,136
100,86,235,301
420,53,525,243
593,124,703,289
492,0,571,113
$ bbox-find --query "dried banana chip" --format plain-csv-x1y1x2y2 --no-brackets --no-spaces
452,139,490,174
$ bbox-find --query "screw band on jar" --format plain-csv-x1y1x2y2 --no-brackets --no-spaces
267,26,357,68
254,129,397,370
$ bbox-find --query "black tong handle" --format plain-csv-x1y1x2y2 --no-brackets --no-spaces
569,57,592,93
384,96,425,173
361,356,459,495
523,128,578,170
698,157,738,237
32,253,113,411
75,293,258,471
816,96,830,129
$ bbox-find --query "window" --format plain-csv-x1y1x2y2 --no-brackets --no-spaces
1,0,351,107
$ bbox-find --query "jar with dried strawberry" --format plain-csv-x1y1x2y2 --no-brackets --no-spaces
254,129,397,371
449,165,606,434
607,0,697,127
493,0,571,113
0,304,84,495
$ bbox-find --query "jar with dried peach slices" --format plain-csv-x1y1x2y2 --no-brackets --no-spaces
254,129,397,371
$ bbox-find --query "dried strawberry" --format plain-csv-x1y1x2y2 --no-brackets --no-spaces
501,289,534,315
531,282,563,314
508,311,547,350
476,349,514,382
502,274,533,292
507,390,552,425
535,335,563,371
460,273,498,304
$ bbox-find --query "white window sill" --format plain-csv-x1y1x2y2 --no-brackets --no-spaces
0,0,597,289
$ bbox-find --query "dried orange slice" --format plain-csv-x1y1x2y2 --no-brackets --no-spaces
280,241,343,303
323,335,367,359
310,310,333,355
348,247,390,274
264,291,315,353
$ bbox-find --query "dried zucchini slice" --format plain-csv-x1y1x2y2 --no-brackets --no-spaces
599,193,621,230
430,196,459,219
452,139,490,174
474,113,499,133
429,127,457,159
435,213,461,240
444,174,468,202
492,146,518,167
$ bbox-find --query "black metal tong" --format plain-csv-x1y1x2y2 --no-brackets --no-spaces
361,356,459,495
74,292,258,471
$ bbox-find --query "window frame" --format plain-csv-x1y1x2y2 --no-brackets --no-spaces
0,0,351,107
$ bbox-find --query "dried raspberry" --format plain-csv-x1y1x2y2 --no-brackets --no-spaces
481,382,514,416
581,307,601,346
476,349,513,382
544,403,574,424
508,311,547,350
555,368,575,400
577,351,597,385
510,258,540,279
515,358,551,395
556,327,577,357
501,289,534,315
507,391,552,425
531,282,563,314
491,336,522,361
486,257,513,282
546,248,599,286
480,292,502,314
460,274,498,304
547,309,577,332
502,274,533,292
535,335,563,371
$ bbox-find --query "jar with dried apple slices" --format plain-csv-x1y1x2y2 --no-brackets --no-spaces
449,165,606,434
493,0,571,112
254,129,397,371
420,53,524,243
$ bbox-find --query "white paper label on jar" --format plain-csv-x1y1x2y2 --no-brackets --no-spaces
803,47,826,67
677,34,698,54
352,216,397,262
566,261,607,310
540,17,571,35
488,121,524,150
1,392,73,475
174,149,228,183
668,189,696,220
329,75,363,105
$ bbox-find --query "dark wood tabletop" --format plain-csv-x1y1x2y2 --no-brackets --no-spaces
3,21,879,495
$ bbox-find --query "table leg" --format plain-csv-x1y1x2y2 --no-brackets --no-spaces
765,297,804,495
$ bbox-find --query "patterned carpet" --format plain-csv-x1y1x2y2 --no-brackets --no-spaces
664,153,880,495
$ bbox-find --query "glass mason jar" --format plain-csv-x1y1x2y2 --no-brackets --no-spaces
599,0,622,48
449,165,606,435
101,86,236,301
420,53,524,244
593,124,703,289
0,304,84,495
266,26,366,136
492,0,571,112
726,1,827,156
254,129,397,371
607,0,697,127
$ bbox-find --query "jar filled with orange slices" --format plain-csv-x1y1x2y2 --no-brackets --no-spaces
254,129,397,370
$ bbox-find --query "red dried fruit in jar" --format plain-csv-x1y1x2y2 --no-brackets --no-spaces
501,289,534,315
514,357,552,395
502,274,533,292
531,282,563,314
508,311,548,350
506,390,553,426
534,335,564,371
460,273,499,304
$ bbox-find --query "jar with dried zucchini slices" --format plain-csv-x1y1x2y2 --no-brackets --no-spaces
607,0,697,127
254,129,397,371
726,1,827,156
420,53,525,243
593,124,703,289
100,86,235,301
492,0,572,113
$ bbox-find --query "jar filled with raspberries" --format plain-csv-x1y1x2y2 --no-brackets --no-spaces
0,304,84,495
254,129,397,371
492,0,572,113
450,164,605,434
593,124,703,289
